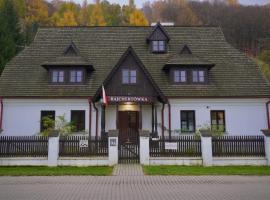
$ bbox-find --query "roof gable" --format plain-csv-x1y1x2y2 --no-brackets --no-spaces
63,41,79,56
93,46,167,103
163,44,215,70
41,41,94,70
147,22,170,42
180,44,192,54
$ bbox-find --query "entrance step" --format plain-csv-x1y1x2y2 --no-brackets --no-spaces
112,164,144,176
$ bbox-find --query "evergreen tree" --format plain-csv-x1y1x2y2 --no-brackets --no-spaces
0,0,24,74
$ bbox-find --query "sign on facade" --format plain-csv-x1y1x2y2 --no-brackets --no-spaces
165,142,178,150
79,140,88,148
110,138,117,146
108,96,152,103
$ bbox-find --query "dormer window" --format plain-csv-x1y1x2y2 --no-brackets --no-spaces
192,70,205,83
174,70,187,83
152,40,166,53
42,42,94,85
147,22,170,54
50,68,85,84
52,70,65,83
70,70,83,83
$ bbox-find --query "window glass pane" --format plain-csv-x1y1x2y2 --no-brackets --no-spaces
189,122,194,131
52,71,58,82
71,110,85,132
130,70,136,77
122,70,129,84
130,70,136,84
153,41,159,51
58,71,64,82
199,70,205,82
192,71,198,82
211,111,225,131
181,121,187,131
76,70,83,82
40,111,55,132
181,111,195,132
174,70,180,82
180,71,186,82
70,71,76,82
130,77,136,84
159,41,165,51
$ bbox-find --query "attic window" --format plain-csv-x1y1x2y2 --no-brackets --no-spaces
152,41,166,53
174,70,187,83
192,70,205,83
70,70,83,83
52,70,65,83
122,69,137,84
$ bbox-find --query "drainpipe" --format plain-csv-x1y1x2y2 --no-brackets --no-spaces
88,97,92,137
161,103,165,139
0,97,3,133
168,102,172,140
93,102,99,138
266,100,270,129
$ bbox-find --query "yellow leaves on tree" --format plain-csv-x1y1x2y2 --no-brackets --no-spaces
129,9,149,26
52,2,79,26
89,4,106,26
55,11,78,26
25,0,49,25
226,0,239,6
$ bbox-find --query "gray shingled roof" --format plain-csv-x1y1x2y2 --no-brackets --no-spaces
0,26,270,98
165,53,214,66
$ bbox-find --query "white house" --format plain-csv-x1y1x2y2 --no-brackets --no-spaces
0,23,270,144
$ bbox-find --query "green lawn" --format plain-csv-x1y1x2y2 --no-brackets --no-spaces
0,166,113,176
143,166,270,176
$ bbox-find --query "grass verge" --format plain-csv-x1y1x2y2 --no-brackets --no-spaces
0,166,113,176
143,166,270,176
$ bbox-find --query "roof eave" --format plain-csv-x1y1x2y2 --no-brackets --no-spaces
163,64,215,70
41,64,95,71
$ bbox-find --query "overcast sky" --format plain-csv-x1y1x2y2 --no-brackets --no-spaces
53,0,270,8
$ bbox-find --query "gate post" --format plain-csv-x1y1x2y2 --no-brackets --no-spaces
201,132,213,167
140,130,150,165
108,130,118,166
48,131,59,167
261,130,270,165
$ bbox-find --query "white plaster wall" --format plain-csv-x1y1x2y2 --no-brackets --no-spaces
2,99,97,136
168,98,268,136
150,157,202,166
105,105,116,131
2,98,268,136
142,105,152,130
58,157,109,166
213,157,267,166
0,158,48,166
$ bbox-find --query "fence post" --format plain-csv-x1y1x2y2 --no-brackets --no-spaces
261,130,270,165
108,130,118,166
201,132,213,166
48,131,59,167
139,130,150,165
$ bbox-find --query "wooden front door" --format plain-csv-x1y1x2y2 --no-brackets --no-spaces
118,111,139,144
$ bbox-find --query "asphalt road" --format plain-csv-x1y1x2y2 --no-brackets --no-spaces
0,175,270,200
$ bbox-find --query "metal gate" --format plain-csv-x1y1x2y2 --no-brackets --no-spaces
118,128,140,164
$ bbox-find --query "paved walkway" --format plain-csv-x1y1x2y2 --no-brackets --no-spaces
1,175,270,200
112,164,144,176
